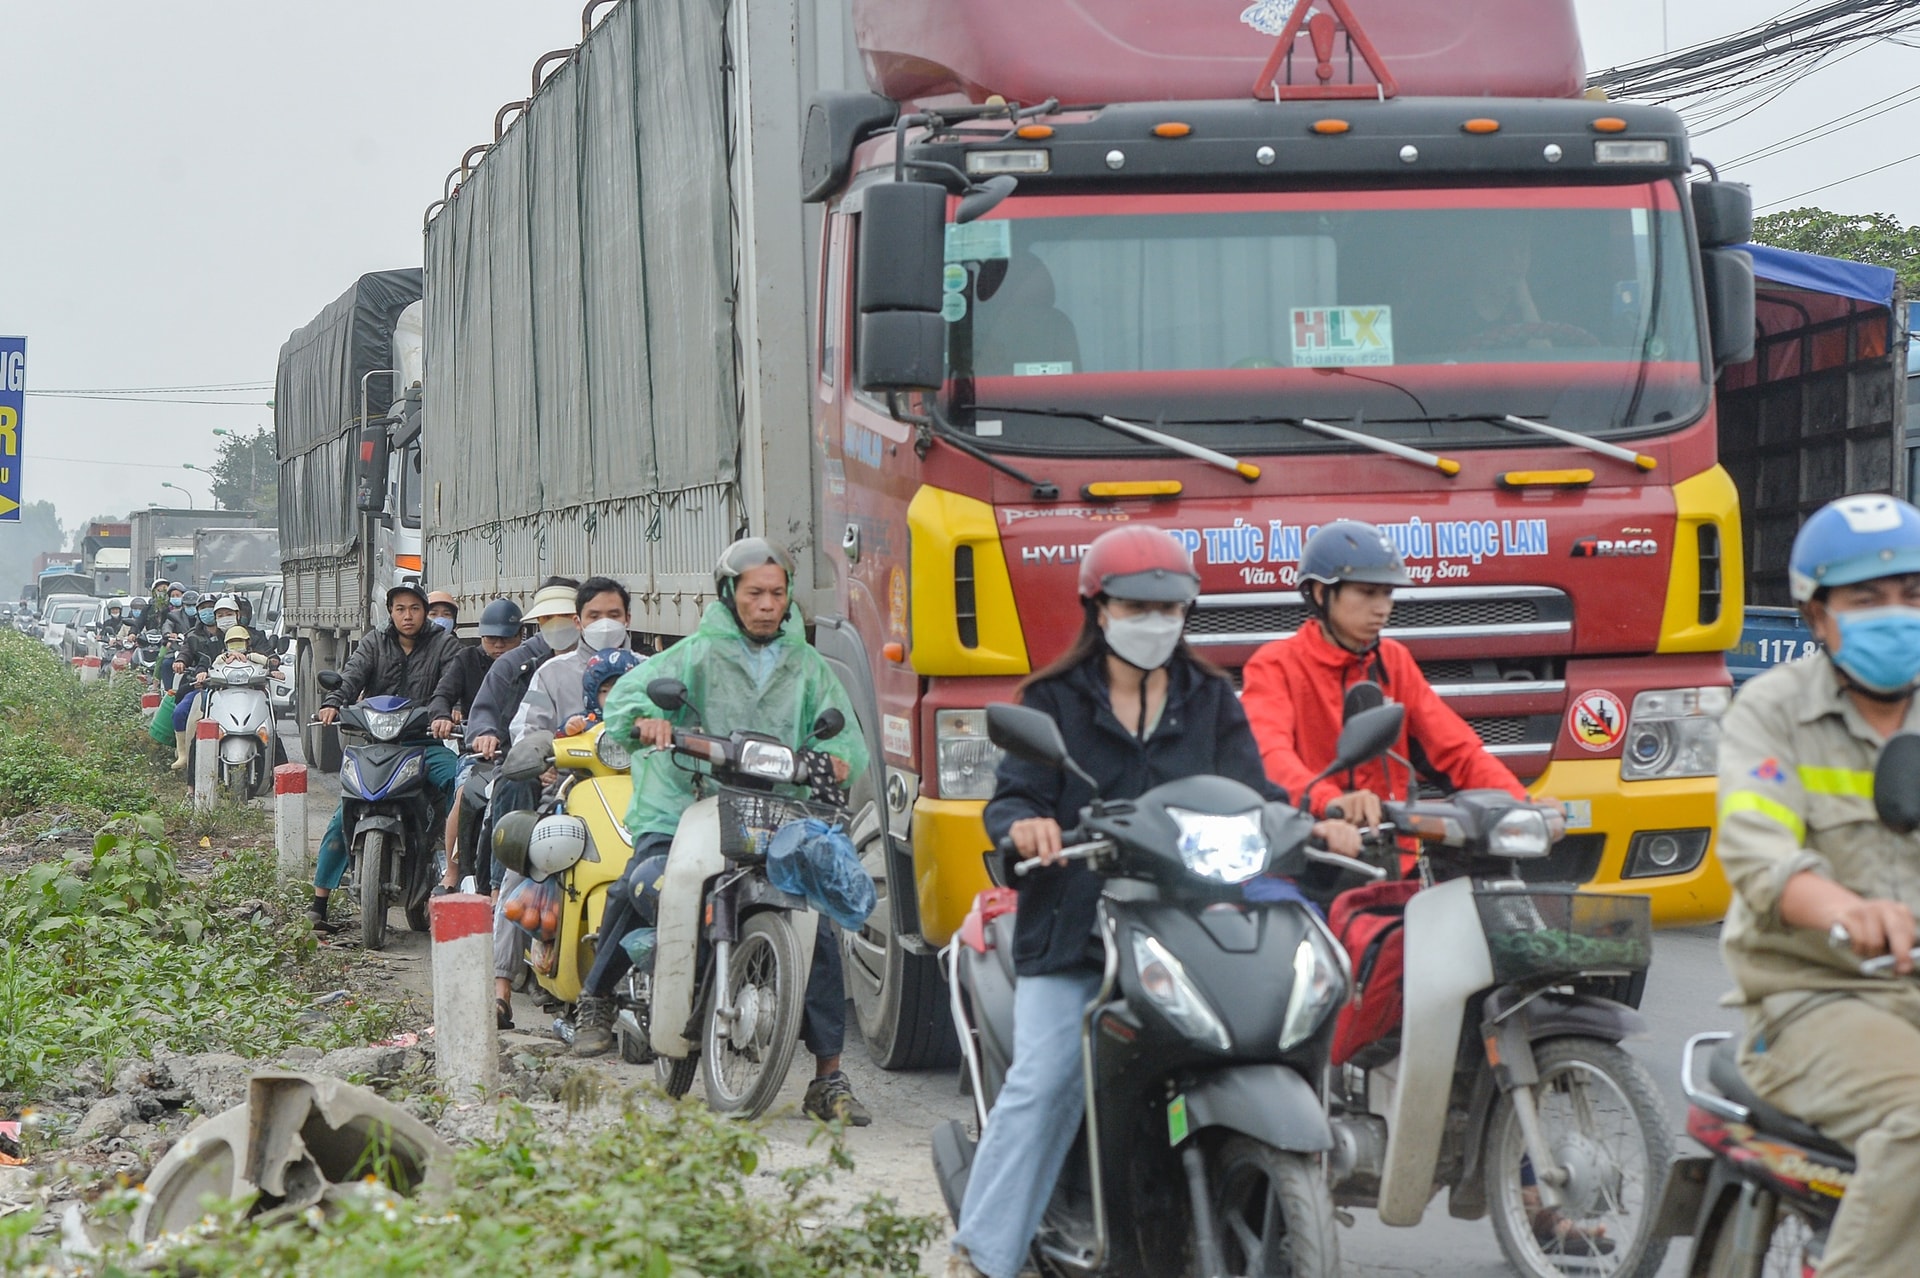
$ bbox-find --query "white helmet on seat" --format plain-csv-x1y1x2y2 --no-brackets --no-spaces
526,814,591,881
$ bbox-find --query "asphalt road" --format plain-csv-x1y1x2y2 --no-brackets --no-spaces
280,718,1742,1274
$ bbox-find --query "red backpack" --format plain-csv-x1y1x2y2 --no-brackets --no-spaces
1328,878,1421,1067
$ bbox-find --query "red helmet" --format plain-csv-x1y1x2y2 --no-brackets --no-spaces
1077,526,1201,603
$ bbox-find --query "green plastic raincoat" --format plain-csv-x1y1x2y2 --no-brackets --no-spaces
601,602,868,841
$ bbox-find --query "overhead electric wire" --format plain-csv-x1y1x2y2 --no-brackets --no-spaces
23,394,268,406
1718,82,1920,168
1756,146,1920,210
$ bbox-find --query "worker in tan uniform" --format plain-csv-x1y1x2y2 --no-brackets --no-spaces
1716,493,1920,1278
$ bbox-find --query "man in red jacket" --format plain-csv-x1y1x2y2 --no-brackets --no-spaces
1243,520,1525,828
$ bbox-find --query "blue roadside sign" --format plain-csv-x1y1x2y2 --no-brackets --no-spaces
0,337,22,520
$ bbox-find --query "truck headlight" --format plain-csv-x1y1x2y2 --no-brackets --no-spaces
1619,686,1729,781
1279,923,1350,1051
936,710,1002,800
1131,931,1232,1053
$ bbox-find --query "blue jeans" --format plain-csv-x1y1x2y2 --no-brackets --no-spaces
314,741,461,890
952,967,1104,1278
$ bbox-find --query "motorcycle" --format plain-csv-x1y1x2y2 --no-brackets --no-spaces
1654,733,1920,1278
1314,687,1672,1278
635,677,850,1119
206,656,276,801
315,670,445,950
933,701,1407,1278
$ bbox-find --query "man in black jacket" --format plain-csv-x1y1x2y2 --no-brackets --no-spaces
428,597,523,891
307,582,461,932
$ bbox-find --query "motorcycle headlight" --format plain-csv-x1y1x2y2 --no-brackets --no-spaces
935,709,1003,800
1167,807,1269,885
1279,923,1350,1050
1619,686,1728,781
391,754,423,790
738,739,796,780
1488,808,1555,859
595,732,631,772
363,707,410,741
1130,930,1232,1053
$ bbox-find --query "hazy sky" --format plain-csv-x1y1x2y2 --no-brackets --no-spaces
1,0,1915,543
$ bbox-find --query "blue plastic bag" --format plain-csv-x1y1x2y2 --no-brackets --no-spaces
765,817,875,931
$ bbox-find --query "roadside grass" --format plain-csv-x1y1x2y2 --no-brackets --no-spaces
0,632,161,821
0,1095,939,1276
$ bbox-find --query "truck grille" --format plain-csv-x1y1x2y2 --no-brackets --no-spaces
1188,586,1571,647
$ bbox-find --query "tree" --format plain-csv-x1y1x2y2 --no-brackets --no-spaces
1750,207,1920,294
210,427,277,519
0,500,66,599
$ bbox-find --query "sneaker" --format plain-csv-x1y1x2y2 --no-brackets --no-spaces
571,994,615,1057
802,1070,872,1127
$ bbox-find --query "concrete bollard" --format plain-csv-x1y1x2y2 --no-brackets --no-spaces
192,717,220,810
140,691,162,721
429,895,499,1098
274,764,309,884
78,656,102,683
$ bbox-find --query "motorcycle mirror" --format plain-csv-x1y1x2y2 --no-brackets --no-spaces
1875,732,1920,834
646,678,690,714
1342,680,1385,723
1334,703,1405,774
811,707,846,742
316,670,344,691
987,703,1068,770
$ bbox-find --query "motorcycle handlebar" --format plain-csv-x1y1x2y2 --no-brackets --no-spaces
1828,923,1920,977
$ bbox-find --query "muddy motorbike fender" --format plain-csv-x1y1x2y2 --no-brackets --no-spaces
1376,876,1494,1227
651,797,724,1058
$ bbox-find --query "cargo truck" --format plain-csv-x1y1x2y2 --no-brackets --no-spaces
129,507,262,595
192,527,282,593
1720,245,1909,685
418,0,1758,1069
274,270,424,771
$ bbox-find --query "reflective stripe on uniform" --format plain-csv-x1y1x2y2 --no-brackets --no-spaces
1721,790,1808,842
1796,766,1875,798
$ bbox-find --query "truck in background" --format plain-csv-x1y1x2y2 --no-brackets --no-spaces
192,527,282,593
129,507,263,593
1720,246,1909,685
274,269,424,772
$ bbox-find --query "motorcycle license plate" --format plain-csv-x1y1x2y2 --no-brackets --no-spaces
1166,1094,1190,1147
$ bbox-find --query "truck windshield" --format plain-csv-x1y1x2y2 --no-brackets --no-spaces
944,183,1706,453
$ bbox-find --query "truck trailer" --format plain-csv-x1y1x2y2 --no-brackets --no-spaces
410,0,1757,1071
274,269,424,771
129,507,262,595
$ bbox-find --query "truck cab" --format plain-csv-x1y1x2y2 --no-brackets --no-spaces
803,0,1756,1067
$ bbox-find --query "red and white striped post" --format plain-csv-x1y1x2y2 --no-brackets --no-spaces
430,895,499,1096
192,717,220,810
78,656,103,683
140,690,162,722
274,764,309,883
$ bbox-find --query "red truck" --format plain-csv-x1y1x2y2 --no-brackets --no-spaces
807,0,1757,1066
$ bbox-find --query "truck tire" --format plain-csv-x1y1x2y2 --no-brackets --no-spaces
296,642,342,774
844,792,960,1070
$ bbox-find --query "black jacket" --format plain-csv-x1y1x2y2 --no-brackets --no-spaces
325,624,460,710
464,634,554,743
984,654,1285,977
429,643,500,722
177,625,226,675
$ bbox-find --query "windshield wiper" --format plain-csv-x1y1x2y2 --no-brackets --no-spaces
1294,417,1461,478
1494,414,1657,472
1097,416,1261,482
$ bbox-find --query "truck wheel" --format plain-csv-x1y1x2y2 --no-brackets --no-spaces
296,644,342,774
844,795,959,1070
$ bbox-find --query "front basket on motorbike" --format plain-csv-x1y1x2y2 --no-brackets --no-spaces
1472,885,1653,984
716,788,839,862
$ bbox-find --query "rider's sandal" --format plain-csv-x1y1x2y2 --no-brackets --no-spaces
1530,1208,1614,1256
495,997,514,1030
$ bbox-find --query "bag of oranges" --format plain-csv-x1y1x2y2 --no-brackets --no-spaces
502,875,563,944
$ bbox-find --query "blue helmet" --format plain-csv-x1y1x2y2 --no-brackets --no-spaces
583,648,644,717
1788,494,1920,603
478,598,524,638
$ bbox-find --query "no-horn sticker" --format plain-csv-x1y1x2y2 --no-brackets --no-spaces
1568,690,1627,752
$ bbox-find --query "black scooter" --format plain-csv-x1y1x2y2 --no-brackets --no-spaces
932,701,1406,1277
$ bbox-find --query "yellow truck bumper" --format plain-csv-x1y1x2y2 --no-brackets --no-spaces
913,796,994,947
1529,757,1730,926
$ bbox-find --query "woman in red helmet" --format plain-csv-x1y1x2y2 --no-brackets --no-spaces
945,525,1361,1278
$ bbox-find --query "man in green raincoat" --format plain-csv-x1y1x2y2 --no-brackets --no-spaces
571,538,872,1125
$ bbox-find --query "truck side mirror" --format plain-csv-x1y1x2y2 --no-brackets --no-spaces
856,181,948,395
1701,248,1756,369
1691,181,1753,249
354,424,391,515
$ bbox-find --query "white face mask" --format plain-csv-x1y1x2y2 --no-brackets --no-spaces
539,618,580,651
581,618,630,652
1104,610,1184,670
